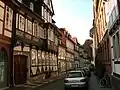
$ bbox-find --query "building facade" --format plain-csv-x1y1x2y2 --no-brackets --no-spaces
73,37,80,68
44,22,59,78
93,0,112,77
0,0,59,87
66,33,75,71
58,28,67,74
107,0,120,89
79,45,87,67
0,0,13,88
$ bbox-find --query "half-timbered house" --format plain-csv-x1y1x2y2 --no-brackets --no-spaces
0,0,13,88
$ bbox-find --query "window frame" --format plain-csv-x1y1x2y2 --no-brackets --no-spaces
30,2,34,11
27,19,32,34
18,14,25,31
5,6,13,31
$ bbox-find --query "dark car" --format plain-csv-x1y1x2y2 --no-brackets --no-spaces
82,67,91,77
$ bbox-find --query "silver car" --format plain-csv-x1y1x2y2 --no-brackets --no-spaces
64,70,88,89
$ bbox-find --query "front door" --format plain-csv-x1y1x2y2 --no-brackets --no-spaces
14,55,27,85
0,48,8,88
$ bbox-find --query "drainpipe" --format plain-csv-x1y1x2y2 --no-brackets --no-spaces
10,8,17,87
57,45,59,75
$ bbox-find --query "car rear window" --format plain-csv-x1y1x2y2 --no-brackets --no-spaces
67,72,83,78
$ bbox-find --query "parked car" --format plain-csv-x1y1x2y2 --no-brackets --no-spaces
89,64,95,71
64,70,88,90
82,67,91,77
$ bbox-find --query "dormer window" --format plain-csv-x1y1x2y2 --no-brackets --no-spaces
17,0,22,3
30,2,34,11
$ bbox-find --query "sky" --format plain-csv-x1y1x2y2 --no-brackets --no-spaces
52,0,93,45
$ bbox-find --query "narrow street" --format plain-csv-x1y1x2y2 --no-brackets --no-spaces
5,72,114,90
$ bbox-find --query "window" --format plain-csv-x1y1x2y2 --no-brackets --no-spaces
109,14,113,28
0,21,3,34
44,28,46,39
55,36,58,45
46,12,48,21
41,6,44,19
31,49,37,65
116,32,120,57
17,0,22,3
115,5,118,16
30,2,34,11
44,9,46,19
27,20,32,34
112,7,116,23
38,51,42,65
33,22,38,36
46,52,49,65
51,30,54,41
42,52,45,65
48,13,49,22
48,28,51,40
19,15,25,31
40,26,44,38
45,9,47,20
5,6,13,31
0,7,4,20
37,24,40,37
113,36,116,58
49,15,52,23
67,72,83,78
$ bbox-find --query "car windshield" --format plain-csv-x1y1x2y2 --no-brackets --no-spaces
67,72,83,78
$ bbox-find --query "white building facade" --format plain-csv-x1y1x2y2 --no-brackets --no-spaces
107,0,120,89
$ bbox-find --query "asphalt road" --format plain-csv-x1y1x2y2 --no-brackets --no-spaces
34,79,64,90
6,72,113,90
32,72,113,90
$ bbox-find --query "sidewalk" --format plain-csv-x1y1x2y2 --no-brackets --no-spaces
89,72,115,90
3,74,65,90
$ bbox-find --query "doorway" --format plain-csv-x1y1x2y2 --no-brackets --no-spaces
14,55,27,85
0,48,8,88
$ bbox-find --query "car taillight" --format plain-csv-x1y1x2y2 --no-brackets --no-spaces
64,80,69,83
81,79,86,82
